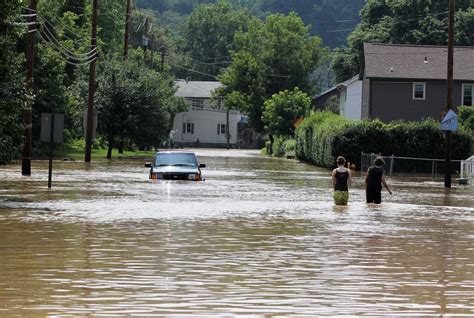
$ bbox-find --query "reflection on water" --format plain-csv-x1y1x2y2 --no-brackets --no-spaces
0,149,473,316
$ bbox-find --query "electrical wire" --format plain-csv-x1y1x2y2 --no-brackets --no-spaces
169,62,218,79
40,19,97,58
37,13,94,46
38,31,97,66
39,27,97,62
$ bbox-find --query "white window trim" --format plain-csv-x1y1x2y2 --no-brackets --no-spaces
184,122,194,135
217,123,226,135
462,83,473,106
412,82,426,100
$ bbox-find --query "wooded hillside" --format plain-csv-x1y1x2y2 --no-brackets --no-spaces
135,0,365,48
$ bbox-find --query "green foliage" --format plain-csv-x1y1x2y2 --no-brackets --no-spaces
220,12,326,132
323,95,340,114
0,0,25,164
459,106,474,142
262,88,310,137
295,111,472,169
270,136,295,158
137,0,365,48
95,52,187,150
332,1,474,83
181,0,254,79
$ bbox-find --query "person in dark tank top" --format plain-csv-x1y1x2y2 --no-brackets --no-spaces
332,156,352,205
365,156,392,204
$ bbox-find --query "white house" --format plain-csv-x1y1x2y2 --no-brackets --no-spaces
337,75,363,120
172,80,254,148
312,75,363,120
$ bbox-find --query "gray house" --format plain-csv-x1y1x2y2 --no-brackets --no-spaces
361,43,474,122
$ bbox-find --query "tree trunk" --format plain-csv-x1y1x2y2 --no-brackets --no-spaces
107,132,114,159
269,134,274,155
118,140,124,154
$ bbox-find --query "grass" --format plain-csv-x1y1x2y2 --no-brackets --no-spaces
51,147,156,160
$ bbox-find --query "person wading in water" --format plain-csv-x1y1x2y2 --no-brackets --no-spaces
332,156,352,205
365,156,392,204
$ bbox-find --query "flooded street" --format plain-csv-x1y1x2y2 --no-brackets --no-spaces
0,149,473,316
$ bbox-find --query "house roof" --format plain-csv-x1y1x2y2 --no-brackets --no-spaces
314,75,360,99
313,85,337,99
337,75,360,89
175,80,223,98
363,43,474,81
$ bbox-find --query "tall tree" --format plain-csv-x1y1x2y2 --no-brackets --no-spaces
180,0,254,79
95,50,186,157
219,12,326,132
0,0,25,164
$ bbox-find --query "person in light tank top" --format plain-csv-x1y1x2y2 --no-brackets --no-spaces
332,156,352,205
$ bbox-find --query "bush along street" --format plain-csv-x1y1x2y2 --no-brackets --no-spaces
267,111,473,170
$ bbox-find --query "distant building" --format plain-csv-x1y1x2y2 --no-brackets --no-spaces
361,43,474,122
337,75,363,120
312,86,339,110
171,80,257,148
312,75,363,120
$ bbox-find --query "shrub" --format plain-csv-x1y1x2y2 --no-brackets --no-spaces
295,111,472,169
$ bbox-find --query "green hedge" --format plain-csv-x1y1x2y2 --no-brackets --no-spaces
270,136,296,158
295,111,472,169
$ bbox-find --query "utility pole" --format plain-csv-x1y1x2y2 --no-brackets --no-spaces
22,0,38,176
226,108,230,150
444,0,455,188
85,0,98,163
123,0,131,59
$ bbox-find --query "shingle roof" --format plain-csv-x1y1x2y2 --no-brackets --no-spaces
175,80,223,98
363,43,474,81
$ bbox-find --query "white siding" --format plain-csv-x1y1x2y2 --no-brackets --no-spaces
343,80,362,120
172,109,242,145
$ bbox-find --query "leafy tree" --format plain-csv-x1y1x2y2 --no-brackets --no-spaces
262,88,310,137
219,12,326,132
95,50,186,158
180,0,254,79
332,0,474,83
137,0,366,48
0,0,25,164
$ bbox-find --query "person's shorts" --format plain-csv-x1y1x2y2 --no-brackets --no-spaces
334,190,349,205
366,190,381,204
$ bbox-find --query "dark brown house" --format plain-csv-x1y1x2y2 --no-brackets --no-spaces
361,43,474,122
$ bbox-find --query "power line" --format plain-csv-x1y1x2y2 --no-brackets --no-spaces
170,62,219,79
38,28,97,62
325,11,450,33
37,12,93,46
40,20,97,58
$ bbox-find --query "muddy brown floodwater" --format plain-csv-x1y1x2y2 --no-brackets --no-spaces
0,149,473,317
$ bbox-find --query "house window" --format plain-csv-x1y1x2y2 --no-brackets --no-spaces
182,122,194,134
217,124,226,135
190,99,204,109
413,82,426,100
462,84,473,106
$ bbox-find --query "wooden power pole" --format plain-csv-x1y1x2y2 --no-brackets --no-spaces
85,0,98,162
21,0,38,176
444,0,455,188
124,0,131,59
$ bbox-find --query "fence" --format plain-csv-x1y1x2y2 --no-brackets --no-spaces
361,152,463,179
460,155,474,179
